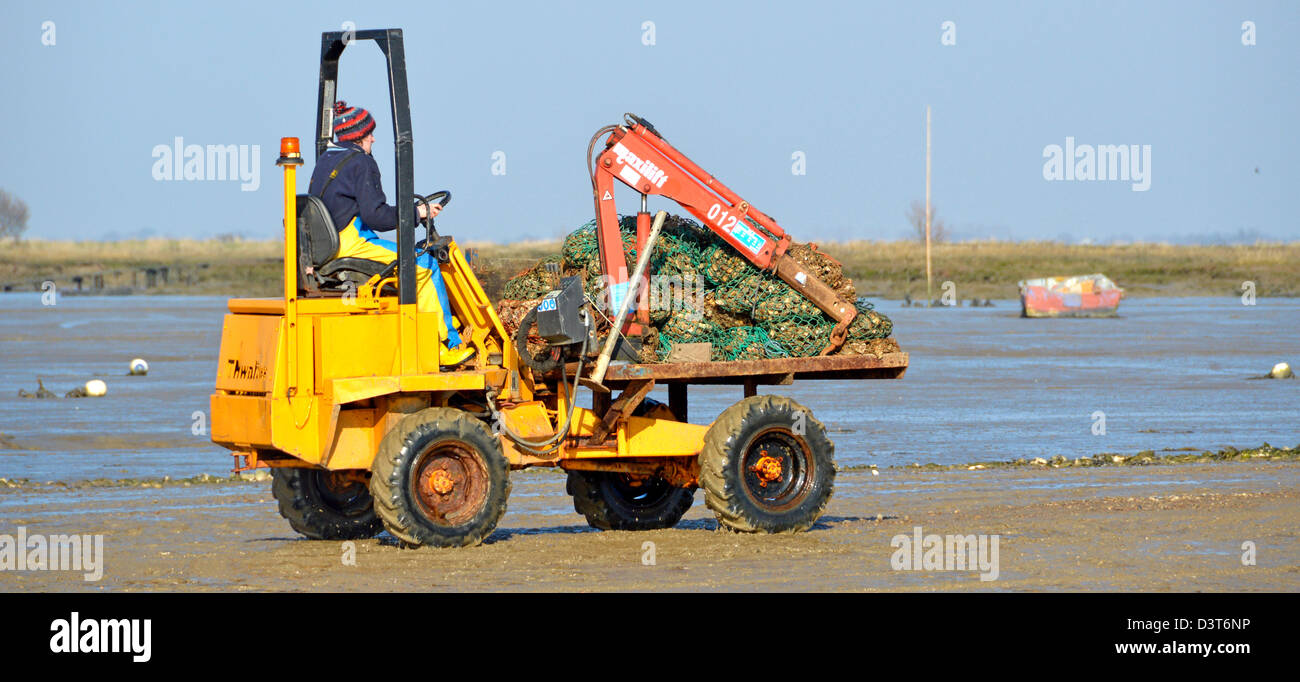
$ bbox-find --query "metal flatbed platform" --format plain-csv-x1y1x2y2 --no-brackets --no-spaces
565,352,908,423
576,352,908,388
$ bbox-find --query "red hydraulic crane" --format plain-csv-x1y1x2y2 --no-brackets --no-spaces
587,114,857,355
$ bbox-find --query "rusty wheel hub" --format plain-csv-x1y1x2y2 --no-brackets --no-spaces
412,443,488,526
740,428,813,511
428,469,456,494
749,451,784,487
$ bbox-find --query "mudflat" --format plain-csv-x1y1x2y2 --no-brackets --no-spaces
2,461,1295,592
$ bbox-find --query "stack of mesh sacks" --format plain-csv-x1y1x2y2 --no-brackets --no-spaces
498,214,897,363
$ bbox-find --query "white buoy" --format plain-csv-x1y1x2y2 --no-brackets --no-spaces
129,358,149,376
1271,362,1293,379
84,379,107,397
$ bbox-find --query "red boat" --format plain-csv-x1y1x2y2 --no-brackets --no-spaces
1019,274,1123,318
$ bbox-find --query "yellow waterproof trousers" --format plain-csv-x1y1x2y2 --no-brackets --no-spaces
336,218,463,348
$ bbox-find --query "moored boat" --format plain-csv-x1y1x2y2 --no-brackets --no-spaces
1018,274,1123,318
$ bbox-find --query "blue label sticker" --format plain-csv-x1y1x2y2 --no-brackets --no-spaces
730,222,765,255
609,281,631,314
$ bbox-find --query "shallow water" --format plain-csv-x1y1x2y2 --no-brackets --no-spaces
674,297,1299,467
0,293,1295,482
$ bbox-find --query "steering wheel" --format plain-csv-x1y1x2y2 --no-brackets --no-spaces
415,190,455,264
415,190,451,228
373,191,456,283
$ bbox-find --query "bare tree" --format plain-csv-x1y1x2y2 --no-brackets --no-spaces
0,189,30,242
906,200,948,244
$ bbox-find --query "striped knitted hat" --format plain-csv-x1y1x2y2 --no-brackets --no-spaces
333,101,375,143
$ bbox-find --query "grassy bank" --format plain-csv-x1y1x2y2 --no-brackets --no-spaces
2,237,1296,300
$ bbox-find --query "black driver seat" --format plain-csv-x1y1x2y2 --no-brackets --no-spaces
295,194,390,295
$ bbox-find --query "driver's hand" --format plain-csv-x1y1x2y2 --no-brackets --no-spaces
417,202,429,219
428,203,443,219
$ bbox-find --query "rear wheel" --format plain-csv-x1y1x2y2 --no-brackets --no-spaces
566,471,694,530
699,395,835,533
370,407,510,548
271,468,382,540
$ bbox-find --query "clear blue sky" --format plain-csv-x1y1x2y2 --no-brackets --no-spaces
3,0,1296,243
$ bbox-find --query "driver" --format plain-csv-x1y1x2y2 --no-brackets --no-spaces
310,100,473,365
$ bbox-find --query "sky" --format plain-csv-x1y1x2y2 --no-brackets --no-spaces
2,0,1297,244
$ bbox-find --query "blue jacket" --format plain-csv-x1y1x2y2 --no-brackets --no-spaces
307,141,417,233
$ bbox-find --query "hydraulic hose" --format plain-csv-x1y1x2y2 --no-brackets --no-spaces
587,124,621,193
491,323,589,456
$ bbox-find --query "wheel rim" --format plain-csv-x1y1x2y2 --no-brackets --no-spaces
316,471,371,518
739,427,813,512
410,441,489,526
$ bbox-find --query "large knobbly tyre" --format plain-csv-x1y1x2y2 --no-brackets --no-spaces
271,468,383,540
566,471,694,531
369,407,510,548
699,395,835,533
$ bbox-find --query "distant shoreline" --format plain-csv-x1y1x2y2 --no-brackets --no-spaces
2,238,1296,300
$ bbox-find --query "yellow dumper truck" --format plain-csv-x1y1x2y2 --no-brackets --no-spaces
210,29,908,547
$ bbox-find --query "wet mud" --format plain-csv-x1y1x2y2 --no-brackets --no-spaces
2,461,1295,592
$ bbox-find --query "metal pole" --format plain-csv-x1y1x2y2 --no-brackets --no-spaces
925,106,933,309
278,138,303,396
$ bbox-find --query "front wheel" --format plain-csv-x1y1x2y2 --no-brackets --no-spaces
698,395,835,533
369,407,510,548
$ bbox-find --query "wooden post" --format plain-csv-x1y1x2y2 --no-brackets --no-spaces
925,106,933,309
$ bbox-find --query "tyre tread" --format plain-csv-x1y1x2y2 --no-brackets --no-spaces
566,470,693,531
698,395,835,534
271,468,382,541
368,407,511,548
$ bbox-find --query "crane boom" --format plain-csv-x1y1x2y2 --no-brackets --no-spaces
589,114,856,355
